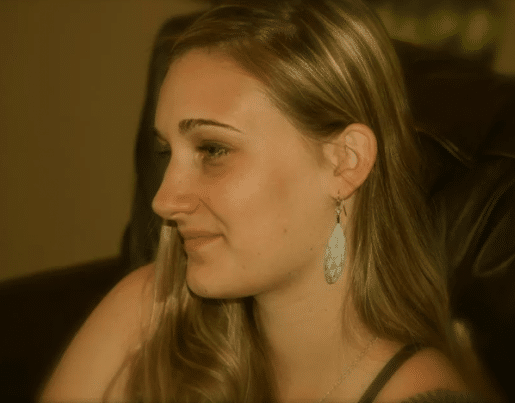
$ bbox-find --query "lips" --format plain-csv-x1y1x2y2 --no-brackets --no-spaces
182,234,221,251
179,229,221,241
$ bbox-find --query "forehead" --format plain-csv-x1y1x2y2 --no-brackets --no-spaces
155,49,271,132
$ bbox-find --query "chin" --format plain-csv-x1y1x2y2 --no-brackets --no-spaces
186,264,236,299
187,281,249,300
185,262,256,300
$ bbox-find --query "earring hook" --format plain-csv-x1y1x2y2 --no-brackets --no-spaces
336,194,347,223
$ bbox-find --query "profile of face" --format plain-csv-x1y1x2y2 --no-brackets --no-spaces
152,49,344,300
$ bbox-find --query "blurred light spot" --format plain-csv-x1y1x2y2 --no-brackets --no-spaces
463,8,494,51
426,7,459,42
395,16,421,43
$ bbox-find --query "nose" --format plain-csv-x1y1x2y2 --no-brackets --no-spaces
151,162,200,220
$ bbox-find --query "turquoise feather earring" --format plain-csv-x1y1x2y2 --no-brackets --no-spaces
323,195,347,284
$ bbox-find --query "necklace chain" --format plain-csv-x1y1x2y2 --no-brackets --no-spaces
316,336,378,403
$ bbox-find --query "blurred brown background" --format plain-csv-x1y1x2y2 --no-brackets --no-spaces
1,0,514,282
370,0,515,71
0,0,209,281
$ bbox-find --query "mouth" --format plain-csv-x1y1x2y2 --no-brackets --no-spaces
182,234,222,251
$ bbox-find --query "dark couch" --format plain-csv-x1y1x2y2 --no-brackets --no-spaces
1,10,514,403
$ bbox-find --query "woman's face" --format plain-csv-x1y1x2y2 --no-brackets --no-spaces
152,49,336,299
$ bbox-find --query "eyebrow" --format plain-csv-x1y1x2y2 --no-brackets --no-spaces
154,118,242,140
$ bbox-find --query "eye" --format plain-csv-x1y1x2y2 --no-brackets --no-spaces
154,132,171,157
156,146,171,157
197,142,230,162
153,130,230,163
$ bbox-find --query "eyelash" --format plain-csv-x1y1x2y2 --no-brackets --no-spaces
155,139,230,162
197,143,230,161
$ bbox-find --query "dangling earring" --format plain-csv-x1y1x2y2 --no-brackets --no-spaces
324,194,347,284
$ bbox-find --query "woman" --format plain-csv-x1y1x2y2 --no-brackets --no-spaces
41,0,483,401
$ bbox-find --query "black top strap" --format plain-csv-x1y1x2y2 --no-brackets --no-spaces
357,343,424,403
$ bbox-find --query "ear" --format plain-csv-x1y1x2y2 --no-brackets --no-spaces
323,123,377,197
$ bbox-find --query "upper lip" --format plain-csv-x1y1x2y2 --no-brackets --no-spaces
178,229,221,240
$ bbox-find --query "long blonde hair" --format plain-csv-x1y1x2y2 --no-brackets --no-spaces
105,0,453,401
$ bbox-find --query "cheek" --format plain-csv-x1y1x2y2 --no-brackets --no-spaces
214,154,294,243
239,158,317,249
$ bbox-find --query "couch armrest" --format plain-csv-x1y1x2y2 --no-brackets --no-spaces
0,256,127,402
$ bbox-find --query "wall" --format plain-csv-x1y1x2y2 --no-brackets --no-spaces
0,0,208,281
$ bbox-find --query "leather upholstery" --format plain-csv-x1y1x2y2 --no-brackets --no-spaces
396,41,515,399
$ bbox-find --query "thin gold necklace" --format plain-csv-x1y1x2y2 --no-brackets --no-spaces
316,336,378,403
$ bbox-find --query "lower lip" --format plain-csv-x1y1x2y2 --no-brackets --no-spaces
183,235,222,251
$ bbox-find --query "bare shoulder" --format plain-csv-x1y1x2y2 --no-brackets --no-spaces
40,262,156,402
376,347,469,402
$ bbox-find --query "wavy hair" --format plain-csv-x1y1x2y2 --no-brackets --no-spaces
105,0,455,401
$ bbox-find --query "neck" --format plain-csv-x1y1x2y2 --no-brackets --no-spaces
253,264,367,402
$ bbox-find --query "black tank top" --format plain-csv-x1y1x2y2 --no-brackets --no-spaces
357,343,423,403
